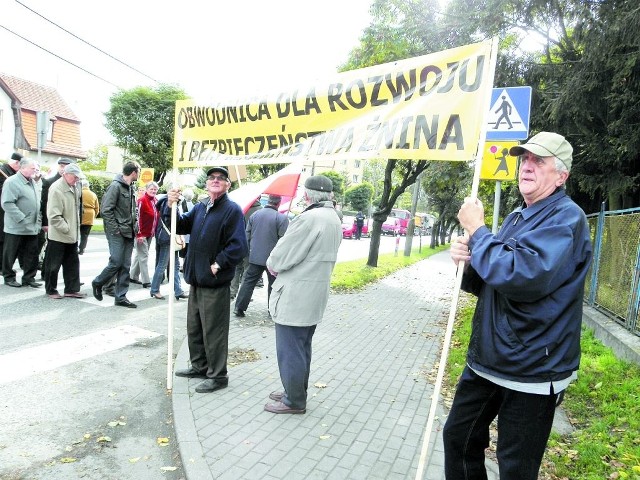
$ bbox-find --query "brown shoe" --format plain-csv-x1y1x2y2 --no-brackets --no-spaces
269,391,284,402
64,292,87,298
264,401,305,414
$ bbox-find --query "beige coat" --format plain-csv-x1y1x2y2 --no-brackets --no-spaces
266,202,342,327
47,177,81,244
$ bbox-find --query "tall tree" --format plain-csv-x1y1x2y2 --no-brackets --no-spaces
105,84,188,184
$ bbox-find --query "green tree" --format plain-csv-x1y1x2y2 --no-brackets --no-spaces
78,143,108,172
344,182,374,212
104,84,188,185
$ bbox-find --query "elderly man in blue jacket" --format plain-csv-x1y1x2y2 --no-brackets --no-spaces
169,167,248,393
445,132,593,480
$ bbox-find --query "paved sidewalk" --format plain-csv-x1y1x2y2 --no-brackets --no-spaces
172,250,500,479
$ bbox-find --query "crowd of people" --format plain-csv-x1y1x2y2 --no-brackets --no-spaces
2,130,592,478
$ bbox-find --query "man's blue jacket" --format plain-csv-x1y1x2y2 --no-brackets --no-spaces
462,189,593,383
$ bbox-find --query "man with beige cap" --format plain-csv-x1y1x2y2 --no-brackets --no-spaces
44,163,85,299
445,132,593,479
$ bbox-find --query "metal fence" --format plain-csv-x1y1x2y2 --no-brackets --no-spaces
586,205,640,336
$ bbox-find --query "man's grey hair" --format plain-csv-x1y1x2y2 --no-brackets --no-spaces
145,181,159,190
81,179,90,188
554,157,568,174
19,158,36,168
305,187,332,204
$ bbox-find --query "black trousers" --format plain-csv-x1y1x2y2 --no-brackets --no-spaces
186,285,230,382
79,225,92,253
2,232,38,284
44,239,81,294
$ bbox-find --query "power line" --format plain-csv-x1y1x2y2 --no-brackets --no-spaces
15,0,161,85
0,23,123,89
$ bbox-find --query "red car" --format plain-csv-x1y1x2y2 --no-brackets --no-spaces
342,216,369,239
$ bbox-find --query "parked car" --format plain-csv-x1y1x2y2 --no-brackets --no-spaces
381,216,401,235
342,215,369,239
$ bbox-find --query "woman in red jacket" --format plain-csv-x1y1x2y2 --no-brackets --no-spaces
130,181,158,287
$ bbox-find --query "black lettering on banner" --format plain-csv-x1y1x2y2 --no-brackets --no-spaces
369,77,387,106
316,129,339,154
189,141,200,161
178,141,187,161
327,83,348,112
419,65,442,96
437,62,459,94
396,117,413,149
387,70,416,102
458,56,484,92
345,80,367,109
413,115,439,149
335,128,354,153
439,114,464,150
378,119,399,150
359,116,380,152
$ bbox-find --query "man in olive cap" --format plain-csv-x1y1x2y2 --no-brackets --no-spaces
445,132,592,479
263,175,342,414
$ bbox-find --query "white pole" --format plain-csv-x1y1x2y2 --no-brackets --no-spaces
167,169,178,391
414,36,499,480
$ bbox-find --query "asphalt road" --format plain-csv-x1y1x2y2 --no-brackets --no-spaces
0,232,426,480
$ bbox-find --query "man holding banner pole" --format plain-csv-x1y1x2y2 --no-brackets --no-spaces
444,132,592,479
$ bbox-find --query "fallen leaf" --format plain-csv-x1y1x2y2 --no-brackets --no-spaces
314,382,327,388
96,436,112,443
160,466,177,472
157,437,170,446
319,435,331,440
129,457,141,463
60,457,77,463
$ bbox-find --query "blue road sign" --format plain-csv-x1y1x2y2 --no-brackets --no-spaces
486,86,532,140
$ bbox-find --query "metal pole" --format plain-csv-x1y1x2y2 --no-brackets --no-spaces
405,172,423,256
492,180,502,234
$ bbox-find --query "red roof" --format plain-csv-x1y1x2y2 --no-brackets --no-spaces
0,73,79,121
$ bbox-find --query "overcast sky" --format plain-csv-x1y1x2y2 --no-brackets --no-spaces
1,0,373,149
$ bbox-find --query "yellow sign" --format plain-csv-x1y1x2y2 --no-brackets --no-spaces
480,141,518,181
173,40,496,168
140,168,155,185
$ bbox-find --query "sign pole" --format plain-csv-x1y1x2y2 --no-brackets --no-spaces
414,36,499,480
492,180,502,234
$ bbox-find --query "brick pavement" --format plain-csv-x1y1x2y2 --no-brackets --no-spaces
172,251,500,479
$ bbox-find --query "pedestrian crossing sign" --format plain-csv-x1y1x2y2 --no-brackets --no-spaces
480,141,518,181
486,87,532,140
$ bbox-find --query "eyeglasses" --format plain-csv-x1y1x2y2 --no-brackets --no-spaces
207,175,228,182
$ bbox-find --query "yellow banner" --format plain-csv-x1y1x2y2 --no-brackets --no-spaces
173,40,495,168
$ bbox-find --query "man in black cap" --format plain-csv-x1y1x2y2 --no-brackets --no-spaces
263,175,342,414
168,167,248,393
0,153,22,261
233,193,289,317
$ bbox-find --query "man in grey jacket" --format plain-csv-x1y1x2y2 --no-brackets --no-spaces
91,161,140,308
233,194,289,317
264,175,342,414
44,163,85,299
1,157,42,288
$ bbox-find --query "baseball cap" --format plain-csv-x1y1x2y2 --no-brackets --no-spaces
57,157,75,165
509,132,573,171
206,166,229,178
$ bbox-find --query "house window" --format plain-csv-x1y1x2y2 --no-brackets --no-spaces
47,119,54,141
354,160,361,168
352,174,359,183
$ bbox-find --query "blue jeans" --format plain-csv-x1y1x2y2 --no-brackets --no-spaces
150,243,183,296
93,234,134,302
443,366,560,480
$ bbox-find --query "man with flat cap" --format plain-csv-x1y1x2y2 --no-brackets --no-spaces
40,157,77,274
233,193,289,317
167,167,248,393
263,174,342,414
445,132,593,479
44,163,85,299
0,153,22,261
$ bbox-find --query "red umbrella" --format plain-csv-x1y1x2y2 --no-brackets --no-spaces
228,163,302,214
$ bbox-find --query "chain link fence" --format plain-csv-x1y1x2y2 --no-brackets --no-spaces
586,206,640,336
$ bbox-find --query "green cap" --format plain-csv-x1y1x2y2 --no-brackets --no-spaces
509,132,573,171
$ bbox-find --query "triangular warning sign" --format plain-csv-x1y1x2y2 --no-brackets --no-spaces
487,89,527,133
